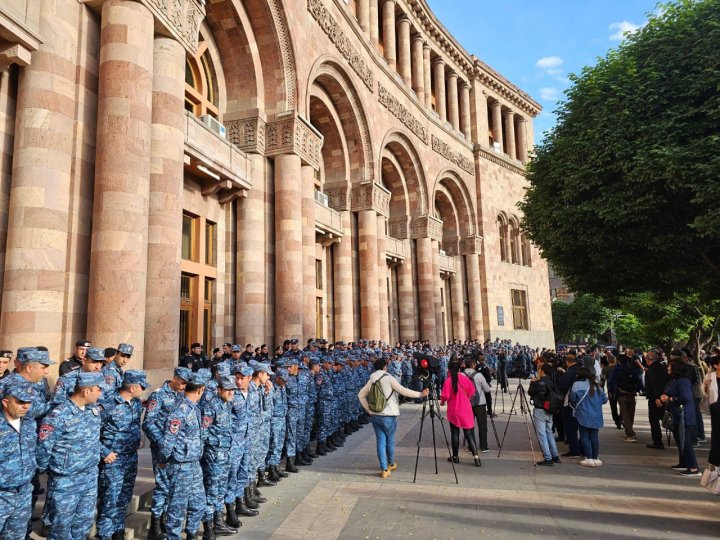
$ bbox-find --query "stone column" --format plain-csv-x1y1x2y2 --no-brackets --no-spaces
0,0,79,358
459,82,472,140
357,0,370,35
377,216,388,342
465,253,483,340
397,17,411,85
423,44,432,108
358,209,379,339
447,71,460,131
333,211,353,341
517,116,528,163
274,154,303,340
369,0,380,46
431,240,443,343
145,36,185,370
87,0,154,363
504,109,516,160
416,237,436,343
302,165,317,340
236,154,267,346
450,271,466,341
433,58,447,121
411,36,425,102
491,100,503,150
397,242,416,340
381,0,396,70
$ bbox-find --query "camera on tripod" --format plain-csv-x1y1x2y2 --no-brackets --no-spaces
413,351,440,382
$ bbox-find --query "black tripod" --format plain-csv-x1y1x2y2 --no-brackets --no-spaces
497,377,539,465
412,377,459,484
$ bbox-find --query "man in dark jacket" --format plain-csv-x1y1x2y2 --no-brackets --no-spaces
558,350,581,458
644,351,669,449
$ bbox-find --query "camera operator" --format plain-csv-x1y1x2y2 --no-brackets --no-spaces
358,358,429,478
528,364,562,466
497,353,509,393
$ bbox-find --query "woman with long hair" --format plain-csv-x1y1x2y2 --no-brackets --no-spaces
570,367,607,467
440,359,481,466
661,361,701,476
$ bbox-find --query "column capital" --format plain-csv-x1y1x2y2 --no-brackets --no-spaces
490,100,502,110
461,235,484,256
138,0,206,53
447,70,459,81
459,80,471,91
502,107,515,118
381,0,395,5
411,34,425,45
423,42,432,51
411,215,443,242
397,15,411,25
226,115,267,155
432,56,446,67
265,111,324,170
350,182,391,217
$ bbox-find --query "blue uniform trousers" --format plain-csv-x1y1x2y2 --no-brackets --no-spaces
285,407,303,457
97,453,138,537
45,469,97,540
202,447,230,517
0,483,32,540
149,445,170,518
267,417,286,467
231,442,251,500
302,402,315,450
317,401,332,442
165,461,205,540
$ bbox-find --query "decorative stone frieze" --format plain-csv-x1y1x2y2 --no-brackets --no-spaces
226,117,267,155
378,83,428,144
350,182,391,217
265,112,324,170
411,215,443,242
324,183,350,211
143,0,205,53
474,143,526,175
389,216,410,240
461,235,483,256
431,135,474,174
308,0,374,91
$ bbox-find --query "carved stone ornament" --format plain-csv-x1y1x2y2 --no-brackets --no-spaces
431,135,474,175
323,184,350,211
350,182,391,217
461,235,483,256
143,0,206,53
411,215,443,242
226,117,267,155
474,144,526,176
389,217,410,240
265,112,324,170
378,83,428,145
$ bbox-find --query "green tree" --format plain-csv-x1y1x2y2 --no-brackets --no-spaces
520,0,720,302
551,300,571,343
552,294,614,345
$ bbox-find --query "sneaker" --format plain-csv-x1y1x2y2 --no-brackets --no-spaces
623,436,637,443
670,464,686,471
561,452,581,459
380,469,390,478
481,448,490,453
698,438,707,443
388,463,398,471
536,459,554,466
593,459,603,466
580,458,596,467
646,443,665,450
679,469,701,477
551,456,561,464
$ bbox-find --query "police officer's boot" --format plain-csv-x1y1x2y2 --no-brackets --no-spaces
243,487,259,510
149,514,166,540
315,441,327,456
302,448,314,463
256,468,276,487
213,512,237,536
306,446,318,459
325,437,337,451
202,519,216,540
251,481,267,503
273,464,289,478
224,503,242,528
344,423,352,435
186,531,197,540
160,513,168,533
112,531,125,540
235,496,259,517
295,451,310,466
267,465,281,482
285,456,299,473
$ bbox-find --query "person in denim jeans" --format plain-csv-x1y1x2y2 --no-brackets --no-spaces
528,364,561,466
358,358,428,478
570,367,608,467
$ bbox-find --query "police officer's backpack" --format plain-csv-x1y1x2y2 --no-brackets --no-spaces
367,373,394,413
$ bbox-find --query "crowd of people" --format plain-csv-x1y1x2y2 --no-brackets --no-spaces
1,338,718,540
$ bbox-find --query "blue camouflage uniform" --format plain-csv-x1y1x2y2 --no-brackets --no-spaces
228,365,252,503
37,373,103,540
101,360,123,399
266,371,288,467
315,364,334,444
284,360,305,459
387,357,402,382
247,378,265,480
162,390,207,540
142,368,190,520
96,370,147,539
0,382,37,540
300,360,316,452
329,361,344,435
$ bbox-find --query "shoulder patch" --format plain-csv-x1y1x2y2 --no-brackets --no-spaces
202,415,212,429
105,375,115,385
168,419,181,435
39,424,54,441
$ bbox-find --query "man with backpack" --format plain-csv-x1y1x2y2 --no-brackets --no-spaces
529,364,563,466
463,357,492,452
608,353,641,442
358,357,429,478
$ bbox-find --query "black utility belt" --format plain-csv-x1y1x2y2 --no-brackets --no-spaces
0,483,29,493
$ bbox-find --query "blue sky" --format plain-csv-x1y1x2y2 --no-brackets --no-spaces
426,0,660,142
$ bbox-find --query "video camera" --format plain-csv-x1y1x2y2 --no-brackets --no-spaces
413,351,440,381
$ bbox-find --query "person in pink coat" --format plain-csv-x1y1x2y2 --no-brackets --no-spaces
440,360,482,466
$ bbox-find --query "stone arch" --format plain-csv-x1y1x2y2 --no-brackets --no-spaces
309,84,350,186
432,169,476,238
307,57,374,185
433,185,462,254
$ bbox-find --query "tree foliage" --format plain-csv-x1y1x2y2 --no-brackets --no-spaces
520,0,720,302
552,295,614,344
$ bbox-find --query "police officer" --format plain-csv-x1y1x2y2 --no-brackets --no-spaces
265,365,288,482
179,343,206,372
52,347,106,407
142,367,191,540
227,364,257,519
161,371,211,540
37,372,105,540
248,362,275,493
299,354,317,463
0,350,11,379
314,357,334,456
0,381,37,540
101,343,134,397
58,339,90,376
97,370,149,540
283,358,303,473
200,375,238,536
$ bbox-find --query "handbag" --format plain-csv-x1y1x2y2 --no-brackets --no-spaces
702,465,720,495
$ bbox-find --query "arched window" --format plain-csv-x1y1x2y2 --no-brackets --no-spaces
497,215,508,262
509,219,520,264
521,234,532,267
185,39,219,119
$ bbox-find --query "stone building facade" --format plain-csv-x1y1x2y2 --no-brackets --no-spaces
0,0,554,379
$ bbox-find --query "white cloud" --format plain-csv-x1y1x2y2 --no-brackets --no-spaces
539,87,560,102
609,20,641,41
536,56,565,76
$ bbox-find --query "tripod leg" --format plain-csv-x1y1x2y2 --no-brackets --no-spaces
497,384,521,458
489,414,500,448
434,413,459,484
519,386,539,465
430,408,439,474
413,401,429,483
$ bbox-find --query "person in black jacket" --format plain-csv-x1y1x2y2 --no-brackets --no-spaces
644,350,670,449
558,350,581,458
